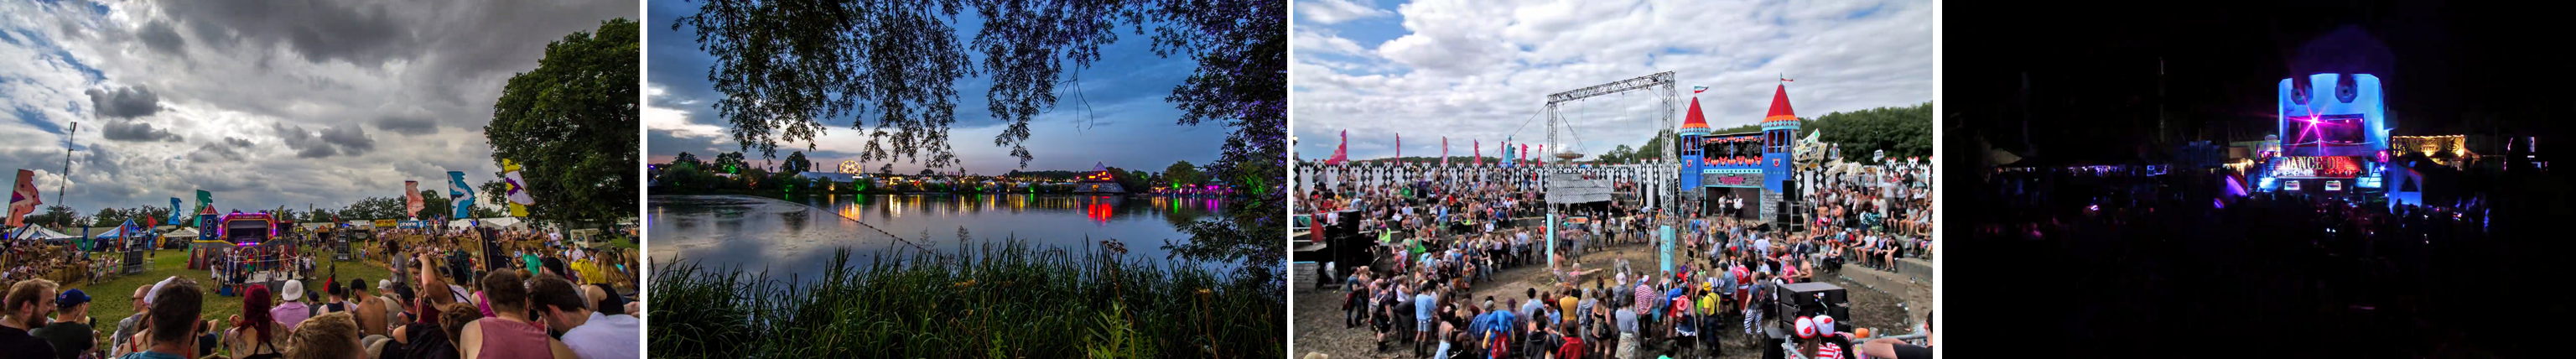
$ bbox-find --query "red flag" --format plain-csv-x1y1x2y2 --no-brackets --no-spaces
1441,137,1449,166
1327,130,1349,165
1395,133,1402,161
1472,139,1482,166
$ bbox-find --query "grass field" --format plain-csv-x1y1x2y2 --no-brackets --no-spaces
62,247,394,355
649,237,1284,359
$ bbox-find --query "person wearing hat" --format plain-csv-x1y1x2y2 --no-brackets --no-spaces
273,280,314,331
1,278,60,359
30,288,92,359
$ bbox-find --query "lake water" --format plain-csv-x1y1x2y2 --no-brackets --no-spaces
647,194,1226,275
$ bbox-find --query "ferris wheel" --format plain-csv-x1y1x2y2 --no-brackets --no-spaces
839,160,863,174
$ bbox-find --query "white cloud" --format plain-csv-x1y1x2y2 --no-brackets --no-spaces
1298,0,1393,25
1295,0,1933,161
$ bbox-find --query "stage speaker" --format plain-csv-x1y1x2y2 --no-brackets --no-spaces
1772,282,1852,331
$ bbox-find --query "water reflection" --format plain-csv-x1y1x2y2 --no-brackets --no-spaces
649,194,1228,277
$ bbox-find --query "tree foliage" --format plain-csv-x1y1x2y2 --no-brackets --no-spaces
1802,102,1933,164
486,18,639,227
782,151,813,174
1162,160,1201,186
714,152,748,174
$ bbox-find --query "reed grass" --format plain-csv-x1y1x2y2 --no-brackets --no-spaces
648,236,1282,358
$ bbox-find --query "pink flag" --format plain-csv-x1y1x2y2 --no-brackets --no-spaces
1327,130,1349,165
1441,137,1449,166
1473,139,1482,166
1395,133,1401,160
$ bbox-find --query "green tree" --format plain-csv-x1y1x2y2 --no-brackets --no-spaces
418,190,454,220
917,168,936,177
782,151,813,174
1163,160,1201,187
673,152,703,167
29,205,75,227
486,18,639,228
714,152,748,174
92,208,126,226
1801,102,1933,164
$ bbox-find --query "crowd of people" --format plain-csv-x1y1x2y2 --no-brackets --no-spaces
1304,163,1934,358
0,250,639,359
3,244,86,293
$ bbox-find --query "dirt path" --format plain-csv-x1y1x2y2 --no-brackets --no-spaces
1295,242,1919,358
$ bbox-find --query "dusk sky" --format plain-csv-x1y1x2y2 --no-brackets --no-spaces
1292,0,1935,161
644,0,1227,175
0,0,631,213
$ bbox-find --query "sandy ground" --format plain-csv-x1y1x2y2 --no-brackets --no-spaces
1294,241,1919,359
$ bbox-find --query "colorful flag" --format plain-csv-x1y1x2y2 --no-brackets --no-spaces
1693,86,1709,94
1327,130,1349,165
8,169,38,228
449,171,477,219
1441,137,1449,166
503,159,534,217
405,180,424,219
169,197,184,225
191,190,213,226
1394,133,1401,161
1473,139,1483,166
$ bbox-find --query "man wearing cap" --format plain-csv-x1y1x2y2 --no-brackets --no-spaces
272,280,313,330
30,289,93,359
2,279,60,359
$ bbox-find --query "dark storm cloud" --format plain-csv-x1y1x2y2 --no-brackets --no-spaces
84,86,161,118
373,114,439,135
158,0,419,66
101,120,183,142
273,122,373,158
137,19,185,56
647,128,726,161
317,123,375,154
188,137,254,162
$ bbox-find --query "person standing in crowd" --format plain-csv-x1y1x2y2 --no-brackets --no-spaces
286,313,362,359
122,278,202,359
354,278,390,338
273,280,314,331
457,271,577,359
228,285,290,359
2,279,60,359
31,289,92,359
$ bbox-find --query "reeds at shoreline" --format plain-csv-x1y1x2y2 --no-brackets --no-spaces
648,237,1282,358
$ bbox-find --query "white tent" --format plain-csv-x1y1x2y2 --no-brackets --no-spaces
449,217,525,229
12,226,79,241
165,227,200,238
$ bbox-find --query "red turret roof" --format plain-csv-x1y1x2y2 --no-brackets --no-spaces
1680,96,1711,133
1763,83,1798,125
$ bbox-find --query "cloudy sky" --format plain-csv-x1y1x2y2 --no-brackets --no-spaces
646,0,1226,175
1,0,631,215
1292,0,1935,161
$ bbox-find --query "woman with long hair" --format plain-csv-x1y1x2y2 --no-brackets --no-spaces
226,284,291,359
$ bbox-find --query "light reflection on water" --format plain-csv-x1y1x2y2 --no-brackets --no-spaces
649,194,1227,276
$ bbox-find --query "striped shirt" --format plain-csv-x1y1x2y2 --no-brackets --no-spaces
1817,341,1842,359
1633,284,1655,315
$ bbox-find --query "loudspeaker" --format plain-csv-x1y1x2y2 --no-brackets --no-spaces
1773,282,1851,330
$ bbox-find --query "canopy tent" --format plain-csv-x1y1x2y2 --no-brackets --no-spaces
165,227,201,238
95,226,153,238
448,217,526,229
10,226,80,241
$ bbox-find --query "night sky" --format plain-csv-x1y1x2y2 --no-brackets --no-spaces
1946,0,2575,164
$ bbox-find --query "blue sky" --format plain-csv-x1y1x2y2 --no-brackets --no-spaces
1291,0,1935,161
0,0,632,215
646,0,1225,175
